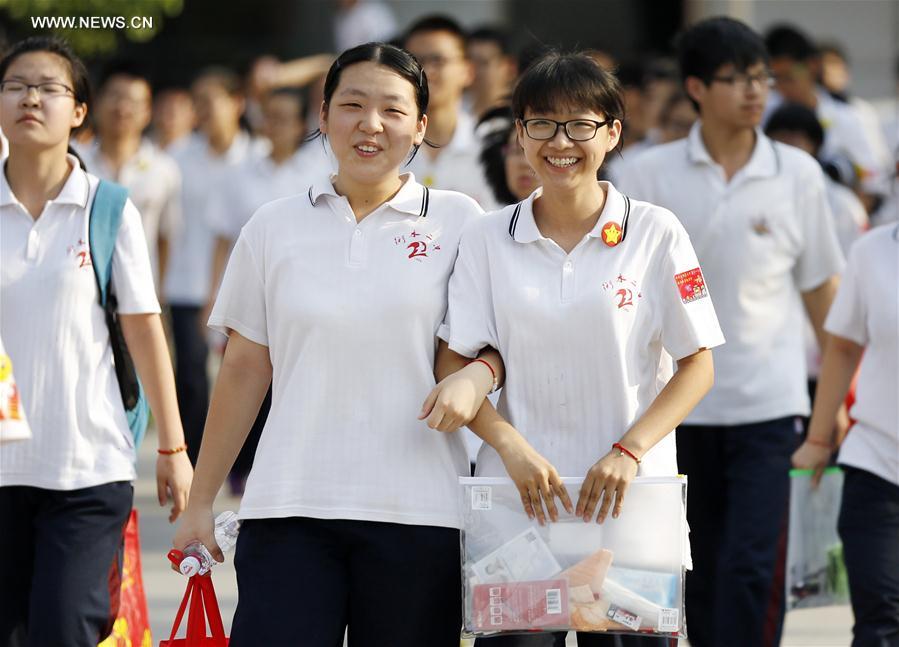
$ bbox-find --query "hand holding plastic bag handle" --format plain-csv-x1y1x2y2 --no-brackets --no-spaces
791,440,831,488
576,448,639,524
495,432,573,525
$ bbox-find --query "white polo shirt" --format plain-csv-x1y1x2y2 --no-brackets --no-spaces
208,173,483,529
618,124,844,425
163,131,263,306
406,110,499,210
829,224,899,487
0,156,160,489
80,139,182,286
440,182,725,478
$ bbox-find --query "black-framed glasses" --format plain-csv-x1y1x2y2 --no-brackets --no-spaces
709,71,774,90
0,80,75,99
520,118,613,141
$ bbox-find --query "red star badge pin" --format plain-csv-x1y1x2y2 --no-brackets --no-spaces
602,222,623,247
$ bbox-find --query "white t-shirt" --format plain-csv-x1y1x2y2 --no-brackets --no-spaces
80,139,182,287
164,132,263,306
441,182,725,478
618,124,844,425
209,173,483,529
406,110,499,211
829,224,899,487
0,156,160,489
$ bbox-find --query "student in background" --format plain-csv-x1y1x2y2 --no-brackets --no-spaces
205,88,315,494
765,25,888,211
619,18,844,647
467,27,517,120
477,105,538,206
657,88,697,144
0,36,191,646
152,85,196,156
402,15,498,209
81,61,182,290
164,67,264,466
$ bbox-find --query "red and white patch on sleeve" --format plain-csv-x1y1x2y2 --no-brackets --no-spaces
674,267,708,303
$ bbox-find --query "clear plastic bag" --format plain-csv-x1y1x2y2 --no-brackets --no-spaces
786,468,849,610
461,476,689,639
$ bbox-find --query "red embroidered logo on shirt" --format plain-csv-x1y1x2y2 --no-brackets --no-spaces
601,274,642,311
675,267,708,303
67,238,92,268
395,231,441,262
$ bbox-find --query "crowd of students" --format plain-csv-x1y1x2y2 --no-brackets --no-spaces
0,10,896,647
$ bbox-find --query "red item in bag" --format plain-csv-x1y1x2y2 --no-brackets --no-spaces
160,550,228,646
98,510,152,647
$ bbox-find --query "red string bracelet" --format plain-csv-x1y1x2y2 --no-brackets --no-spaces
805,437,833,450
470,358,498,393
612,442,641,465
158,444,187,456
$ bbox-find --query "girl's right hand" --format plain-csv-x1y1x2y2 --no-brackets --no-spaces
172,505,223,564
496,435,573,525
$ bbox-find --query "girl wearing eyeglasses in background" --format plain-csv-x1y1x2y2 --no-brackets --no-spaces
0,37,192,646
440,52,725,646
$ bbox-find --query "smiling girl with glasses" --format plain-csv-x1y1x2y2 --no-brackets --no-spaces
440,53,724,646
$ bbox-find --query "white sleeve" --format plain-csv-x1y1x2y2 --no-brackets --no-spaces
656,220,725,360
794,167,845,292
440,224,497,358
207,227,268,345
823,246,867,346
111,198,162,314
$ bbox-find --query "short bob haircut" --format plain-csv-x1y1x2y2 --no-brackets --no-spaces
0,36,91,133
511,51,625,126
676,17,768,85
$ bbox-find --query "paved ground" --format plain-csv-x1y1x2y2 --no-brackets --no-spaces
135,431,854,645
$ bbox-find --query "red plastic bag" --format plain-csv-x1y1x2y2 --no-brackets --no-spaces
159,553,229,647
99,509,152,647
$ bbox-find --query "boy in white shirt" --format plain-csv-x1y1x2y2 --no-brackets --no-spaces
80,62,182,289
618,18,844,647
402,15,497,210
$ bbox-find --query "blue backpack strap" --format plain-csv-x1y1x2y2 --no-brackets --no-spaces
88,180,150,449
88,181,129,306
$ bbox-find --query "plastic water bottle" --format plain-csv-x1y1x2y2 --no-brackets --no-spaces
178,511,240,577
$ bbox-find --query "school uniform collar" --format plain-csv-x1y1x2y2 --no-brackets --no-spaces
509,181,631,246
0,154,89,209
686,121,780,180
307,172,430,217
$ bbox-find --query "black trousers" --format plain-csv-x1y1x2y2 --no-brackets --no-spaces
230,516,463,647
169,304,209,465
677,417,800,647
0,482,133,647
838,466,899,647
